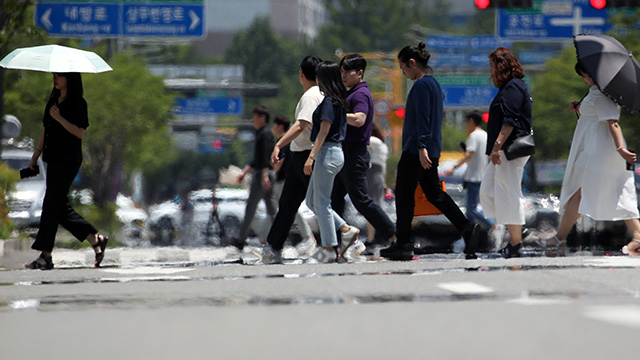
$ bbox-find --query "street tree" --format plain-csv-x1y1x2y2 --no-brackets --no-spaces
317,0,434,54
0,1,47,119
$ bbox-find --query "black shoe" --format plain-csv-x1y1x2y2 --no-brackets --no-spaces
500,242,522,258
380,242,414,261
25,254,54,270
462,223,481,258
362,242,376,256
521,227,531,239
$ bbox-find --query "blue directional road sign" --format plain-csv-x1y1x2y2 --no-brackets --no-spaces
122,3,204,37
174,97,243,115
497,0,612,39
442,87,498,108
427,35,511,50
35,1,205,38
36,2,120,37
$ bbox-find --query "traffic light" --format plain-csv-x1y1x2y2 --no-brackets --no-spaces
590,0,640,7
474,0,532,8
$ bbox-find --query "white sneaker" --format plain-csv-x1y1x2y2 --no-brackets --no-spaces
295,236,317,258
340,225,360,256
342,239,366,263
308,247,337,264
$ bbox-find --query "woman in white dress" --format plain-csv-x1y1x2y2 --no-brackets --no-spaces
550,62,640,256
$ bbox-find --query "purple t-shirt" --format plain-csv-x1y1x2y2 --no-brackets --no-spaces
344,81,374,144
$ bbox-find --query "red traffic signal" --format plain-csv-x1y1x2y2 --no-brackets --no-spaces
475,0,491,9
474,0,532,8
590,0,606,8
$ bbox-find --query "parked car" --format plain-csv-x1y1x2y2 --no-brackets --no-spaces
147,188,271,246
1,148,46,228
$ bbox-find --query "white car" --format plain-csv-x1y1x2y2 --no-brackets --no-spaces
147,188,270,246
2,148,46,228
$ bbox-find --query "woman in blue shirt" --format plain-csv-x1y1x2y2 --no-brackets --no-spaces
381,42,479,261
304,61,359,263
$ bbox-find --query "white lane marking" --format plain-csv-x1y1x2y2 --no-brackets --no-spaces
583,305,640,329
437,282,494,295
9,299,40,310
584,257,640,268
508,297,572,306
100,267,194,275
100,276,192,283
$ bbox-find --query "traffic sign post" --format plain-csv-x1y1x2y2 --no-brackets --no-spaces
497,0,612,39
35,1,205,38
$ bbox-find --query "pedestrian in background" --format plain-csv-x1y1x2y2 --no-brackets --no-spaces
381,42,480,261
546,62,640,256
26,72,107,270
365,122,389,248
265,55,324,264
304,61,359,263
236,106,277,248
330,54,396,261
446,111,494,231
480,47,532,258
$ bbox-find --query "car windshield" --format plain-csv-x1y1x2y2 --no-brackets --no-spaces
2,158,45,181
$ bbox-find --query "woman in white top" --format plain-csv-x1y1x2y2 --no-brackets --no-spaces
551,62,640,256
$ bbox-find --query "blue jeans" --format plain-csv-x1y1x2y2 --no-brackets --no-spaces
306,143,347,247
466,181,495,230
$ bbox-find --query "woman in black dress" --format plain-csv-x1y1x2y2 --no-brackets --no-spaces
26,72,107,269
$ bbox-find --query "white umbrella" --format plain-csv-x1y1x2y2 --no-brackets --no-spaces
0,44,112,73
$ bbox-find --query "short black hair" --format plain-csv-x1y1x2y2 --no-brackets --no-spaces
340,54,367,78
273,115,290,131
575,61,588,77
252,105,270,123
466,111,482,126
300,55,322,82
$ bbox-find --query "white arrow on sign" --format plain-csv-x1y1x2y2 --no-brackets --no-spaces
189,10,200,31
549,6,605,35
41,8,53,30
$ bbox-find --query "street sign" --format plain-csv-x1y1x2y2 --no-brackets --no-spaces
441,86,499,107
497,0,612,39
35,1,205,38
122,3,204,37
518,50,557,64
427,35,511,50
174,97,243,115
35,2,120,37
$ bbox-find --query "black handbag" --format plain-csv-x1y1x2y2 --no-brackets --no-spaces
504,129,535,160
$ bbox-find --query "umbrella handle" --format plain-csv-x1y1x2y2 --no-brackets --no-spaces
574,92,589,120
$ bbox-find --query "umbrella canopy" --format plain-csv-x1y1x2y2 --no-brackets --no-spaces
0,44,112,73
574,34,640,113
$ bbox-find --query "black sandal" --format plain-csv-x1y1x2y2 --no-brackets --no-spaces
93,235,109,268
25,254,54,270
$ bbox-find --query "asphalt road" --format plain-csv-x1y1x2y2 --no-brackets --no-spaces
1,248,639,360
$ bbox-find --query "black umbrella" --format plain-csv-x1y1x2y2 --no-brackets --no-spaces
574,34,640,113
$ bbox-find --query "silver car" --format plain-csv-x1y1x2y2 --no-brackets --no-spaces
2,148,46,228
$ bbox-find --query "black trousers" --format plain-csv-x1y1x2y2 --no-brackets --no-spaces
267,150,311,251
395,151,470,246
331,142,396,240
32,161,98,253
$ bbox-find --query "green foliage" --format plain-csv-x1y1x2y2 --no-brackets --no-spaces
531,48,586,160
80,53,175,205
0,162,19,238
224,17,314,118
319,0,430,54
